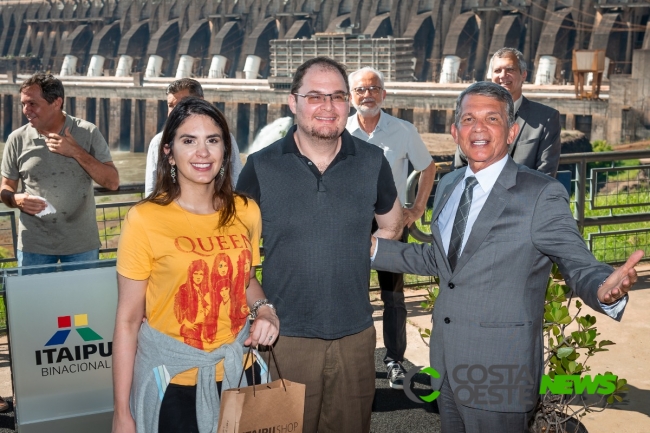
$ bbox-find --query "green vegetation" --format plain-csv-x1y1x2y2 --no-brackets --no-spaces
96,193,143,204
591,140,612,153
589,140,615,171
589,140,640,179
577,183,650,264
95,204,133,247
530,265,628,433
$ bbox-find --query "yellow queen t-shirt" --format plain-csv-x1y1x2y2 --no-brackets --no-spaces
117,196,261,385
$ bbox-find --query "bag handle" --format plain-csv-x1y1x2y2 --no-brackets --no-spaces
265,345,287,392
237,346,256,388
236,345,288,395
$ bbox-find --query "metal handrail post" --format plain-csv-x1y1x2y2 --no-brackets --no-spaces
9,212,16,258
576,159,587,233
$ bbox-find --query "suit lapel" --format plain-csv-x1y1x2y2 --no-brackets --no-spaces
430,169,465,275
432,170,464,223
452,158,518,275
510,96,528,154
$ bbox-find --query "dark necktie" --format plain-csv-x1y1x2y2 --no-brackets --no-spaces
448,176,478,272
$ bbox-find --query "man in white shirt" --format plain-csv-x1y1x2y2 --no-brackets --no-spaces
145,78,241,196
347,67,436,390
371,81,642,432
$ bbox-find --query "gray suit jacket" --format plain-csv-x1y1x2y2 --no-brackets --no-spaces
373,158,614,413
454,96,562,177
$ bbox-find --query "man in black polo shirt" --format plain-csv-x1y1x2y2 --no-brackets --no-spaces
237,57,402,433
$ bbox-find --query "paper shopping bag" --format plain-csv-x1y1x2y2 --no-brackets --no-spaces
217,378,305,433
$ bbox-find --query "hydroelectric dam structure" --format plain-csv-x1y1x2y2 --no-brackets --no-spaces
1,0,650,152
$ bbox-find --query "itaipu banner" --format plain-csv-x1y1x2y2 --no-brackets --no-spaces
6,265,117,432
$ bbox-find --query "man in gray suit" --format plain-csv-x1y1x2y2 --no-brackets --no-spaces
371,81,642,432
454,47,561,177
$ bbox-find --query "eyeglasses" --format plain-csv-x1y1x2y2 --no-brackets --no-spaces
293,92,349,104
353,86,383,96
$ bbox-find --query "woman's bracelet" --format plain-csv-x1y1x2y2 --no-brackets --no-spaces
250,298,276,319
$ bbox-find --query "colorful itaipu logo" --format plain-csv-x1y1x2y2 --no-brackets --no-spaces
45,314,103,346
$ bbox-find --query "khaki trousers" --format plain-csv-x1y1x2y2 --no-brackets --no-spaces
269,326,376,433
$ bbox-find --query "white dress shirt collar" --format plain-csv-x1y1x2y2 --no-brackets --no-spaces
348,110,387,136
374,110,389,132
464,154,509,194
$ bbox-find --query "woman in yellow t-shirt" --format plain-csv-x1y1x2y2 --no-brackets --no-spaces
112,98,279,433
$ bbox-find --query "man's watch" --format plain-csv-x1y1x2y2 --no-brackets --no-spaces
250,298,276,319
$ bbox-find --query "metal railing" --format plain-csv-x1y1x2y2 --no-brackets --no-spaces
563,150,650,264
0,183,145,265
0,211,16,265
407,150,650,265
0,151,649,330
2,151,650,268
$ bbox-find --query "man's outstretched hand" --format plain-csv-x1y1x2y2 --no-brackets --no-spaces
597,250,644,304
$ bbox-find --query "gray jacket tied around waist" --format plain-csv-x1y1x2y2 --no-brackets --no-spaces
130,319,265,433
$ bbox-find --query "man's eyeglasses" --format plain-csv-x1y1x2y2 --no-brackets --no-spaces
353,86,383,96
293,92,349,104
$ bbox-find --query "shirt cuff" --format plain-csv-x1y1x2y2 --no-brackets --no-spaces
371,236,379,262
599,295,628,320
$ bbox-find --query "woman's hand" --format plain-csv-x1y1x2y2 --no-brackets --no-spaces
245,305,279,347
112,411,136,433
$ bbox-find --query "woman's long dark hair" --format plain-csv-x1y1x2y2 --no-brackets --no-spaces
145,97,245,227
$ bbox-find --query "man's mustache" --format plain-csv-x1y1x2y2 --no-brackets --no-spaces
361,97,376,104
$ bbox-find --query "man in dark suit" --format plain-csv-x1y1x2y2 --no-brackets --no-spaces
454,47,561,177
372,81,642,432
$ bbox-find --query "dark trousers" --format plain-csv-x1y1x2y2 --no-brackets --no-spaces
439,374,533,433
373,220,409,365
158,364,261,433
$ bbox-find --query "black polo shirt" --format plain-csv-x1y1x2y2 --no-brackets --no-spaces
237,125,397,339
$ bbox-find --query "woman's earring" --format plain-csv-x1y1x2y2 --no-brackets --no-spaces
219,166,225,178
171,165,176,183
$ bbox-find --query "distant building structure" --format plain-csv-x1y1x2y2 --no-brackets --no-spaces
0,0,649,150
269,35,417,88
